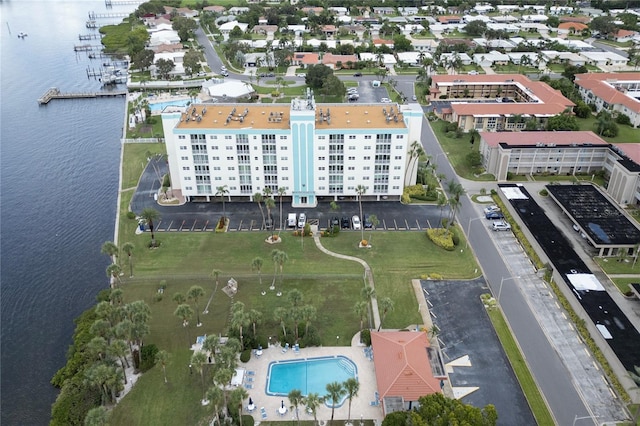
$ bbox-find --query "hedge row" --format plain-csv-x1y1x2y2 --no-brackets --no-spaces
426,228,455,251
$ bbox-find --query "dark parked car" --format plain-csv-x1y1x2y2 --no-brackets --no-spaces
330,216,340,228
485,211,504,220
363,215,373,229
341,217,351,229
353,72,362,77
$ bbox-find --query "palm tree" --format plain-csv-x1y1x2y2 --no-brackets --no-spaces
214,368,234,410
109,288,123,305
288,389,304,424
437,193,448,226
174,303,193,328
90,319,113,341
230,387,249,426
216,185,229,220
344,378,360,423
231,302,249,348
377,297,395,331
251,257,264,287
101,241,119,264
121,242,135,277
254,192,265,228
84,406,110,426
274,306,288,338
273,250,288,289
191,351,208,403
109,339,130,371
354,301,368,333
301,305,317,337
202,334,220,364
304,393,323,425
156,350,169,383
368,214,379,242
206,386,224,426
355,184,366,242
140,208,160,247
406,141,425,185
325,381,346,424
173,292,186,305
446,180,465,229
87,336,108,361
277,187,287,236
361,286,376,329
265,197,276,238
106,263,122,288
247,309,263,337
187,285,205,327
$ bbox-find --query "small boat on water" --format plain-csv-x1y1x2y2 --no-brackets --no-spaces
17,32,27,38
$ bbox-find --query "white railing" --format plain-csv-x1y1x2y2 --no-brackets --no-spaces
121,138,164,143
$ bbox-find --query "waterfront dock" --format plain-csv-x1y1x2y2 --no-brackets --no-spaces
37,87,127,105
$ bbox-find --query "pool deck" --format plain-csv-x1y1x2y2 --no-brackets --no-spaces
240,333,383,423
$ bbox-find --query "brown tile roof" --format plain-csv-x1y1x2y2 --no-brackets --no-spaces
615,29,636,38
438,15,461,23
322,25,337,32
480,131,608,148
371,331,441,403
372,39,394,45
558,22,588,31
203,5,225,13
575,73,640,115
432,74,575,117
294,52,320,65
559,16,590,24
321,53,358,65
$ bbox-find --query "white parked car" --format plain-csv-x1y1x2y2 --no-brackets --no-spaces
352,215,361,230
492,220,511,231
483,205,500,214
296,73,306,78
380,98,391,103
298,213,306,228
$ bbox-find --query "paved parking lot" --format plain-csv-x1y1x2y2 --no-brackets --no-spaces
348,79,391,104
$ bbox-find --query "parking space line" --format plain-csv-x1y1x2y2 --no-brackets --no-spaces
202,220,209,231
393,219,398,230
416,219,421,230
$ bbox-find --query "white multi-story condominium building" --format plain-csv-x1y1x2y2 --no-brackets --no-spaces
479,130,640,206
575,72,640,128
162,96,424,207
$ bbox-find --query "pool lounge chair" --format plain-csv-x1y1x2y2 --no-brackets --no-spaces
245,377,254,383
260,407,268,420
293,344,300,354
244,384,253,390
246,370,255,376
282,343,289,353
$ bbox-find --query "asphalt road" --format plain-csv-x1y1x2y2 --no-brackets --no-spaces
419,117,593,425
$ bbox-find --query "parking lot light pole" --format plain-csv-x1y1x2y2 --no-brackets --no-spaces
498,276,520,303
466,217,483,249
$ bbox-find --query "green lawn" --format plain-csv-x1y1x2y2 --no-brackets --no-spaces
429,120,495,181
611,277,640,295
594,257,640,275
576,116,640,144
486,307,555,426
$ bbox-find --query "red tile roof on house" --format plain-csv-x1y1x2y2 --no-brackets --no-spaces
438,15,461,23
371,331,442,403
372,39,394,45
203,5,226,13
613,144,640,164
321,53,358,65
558,22,588,31
575,72,640,115
559,16,590,24
615,29,636,38
322,25,337,32
432,74,574,117
293,52,320,65
480,131,609,148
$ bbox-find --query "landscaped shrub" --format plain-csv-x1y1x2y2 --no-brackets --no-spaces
539,189,548,196
426,228,455,251
240,349,251,363
139,344,159,372
360,329,372,346
126,211,137,220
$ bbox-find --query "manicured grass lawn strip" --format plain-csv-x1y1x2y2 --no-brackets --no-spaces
429,120,495,180
121,143,166,190
595,257,640,275
486,308,555,426
321,231,479,329
576,116,640,144
611,277,640,295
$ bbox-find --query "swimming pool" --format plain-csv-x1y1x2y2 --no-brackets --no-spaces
149,99,194,112
266,356,357,407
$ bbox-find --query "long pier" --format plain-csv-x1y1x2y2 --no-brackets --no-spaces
74,44,103,52
37,88,127,105
105,0,145,7
88,11,129,20
79,33,102,40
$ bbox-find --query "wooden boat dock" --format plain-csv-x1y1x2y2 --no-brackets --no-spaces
38,87,127,105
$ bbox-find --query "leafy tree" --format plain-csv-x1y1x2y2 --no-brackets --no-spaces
392,34,412,52
382,393,497,426
155,58,175,80
573,101,591,119
589,16,617,37
305,64,334,89
183,49,202,76
84,406,110,426
126,26,150,57
615,113,631,126
321,75,346,99
464,20,487,36
172,16,198,42
546,112,579,131
325,381,346,424
131,49,154,71
561,64,588,82
467,151,482,167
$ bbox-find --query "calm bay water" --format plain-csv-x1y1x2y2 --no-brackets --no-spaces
1,2,134,424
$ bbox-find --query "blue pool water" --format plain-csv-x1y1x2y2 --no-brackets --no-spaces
149,99,194,112
267,356,357,406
